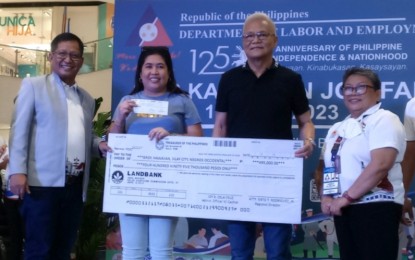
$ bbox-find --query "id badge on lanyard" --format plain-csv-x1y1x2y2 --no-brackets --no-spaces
323,166,340,195
322,136,343,196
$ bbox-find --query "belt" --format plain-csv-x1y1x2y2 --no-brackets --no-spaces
65,172,84,185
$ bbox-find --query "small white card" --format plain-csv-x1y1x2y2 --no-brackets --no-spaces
132,99,168,116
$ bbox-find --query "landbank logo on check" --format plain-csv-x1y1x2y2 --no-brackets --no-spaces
111,170,124,184
155,140,165,150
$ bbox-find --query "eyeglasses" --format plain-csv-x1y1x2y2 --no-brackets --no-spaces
341,84,375,95
53,51,82,61
242,32,274,41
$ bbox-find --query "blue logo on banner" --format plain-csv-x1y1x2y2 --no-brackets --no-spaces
126,6,173,47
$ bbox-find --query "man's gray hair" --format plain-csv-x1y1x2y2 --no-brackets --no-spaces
243,12,277,34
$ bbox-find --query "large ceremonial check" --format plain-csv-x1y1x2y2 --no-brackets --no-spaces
103,134,304,223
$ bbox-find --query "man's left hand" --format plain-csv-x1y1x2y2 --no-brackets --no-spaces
99,141,112,158
295,141,314,159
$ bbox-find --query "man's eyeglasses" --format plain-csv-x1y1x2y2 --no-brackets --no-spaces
341,84,375,95
242,32,274,41
53,51,82,61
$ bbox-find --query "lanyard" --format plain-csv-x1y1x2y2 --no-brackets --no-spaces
330,136,343,166
322,136,343,196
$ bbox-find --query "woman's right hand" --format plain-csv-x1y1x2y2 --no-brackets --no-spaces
321,195,334,215
110,100,138,134
117,99,137,119
329,197,350,216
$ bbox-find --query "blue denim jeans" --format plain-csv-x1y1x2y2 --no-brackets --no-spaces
228,221,292,260
119,214,178,260
21,183,83,260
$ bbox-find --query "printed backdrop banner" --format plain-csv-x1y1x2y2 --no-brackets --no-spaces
109,0,415,259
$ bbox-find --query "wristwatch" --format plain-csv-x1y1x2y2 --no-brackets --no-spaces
305,137,316,146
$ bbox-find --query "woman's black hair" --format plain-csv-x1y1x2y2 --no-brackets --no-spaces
129,46,188,96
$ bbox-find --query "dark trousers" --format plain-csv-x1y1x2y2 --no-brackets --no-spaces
228,221,292,260
334,202,401,260
20,181,84,260
3,197,24,260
